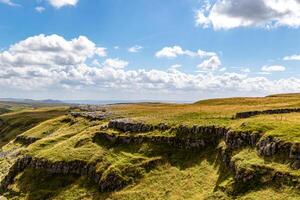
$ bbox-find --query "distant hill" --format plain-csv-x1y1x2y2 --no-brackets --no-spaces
0,98,64,105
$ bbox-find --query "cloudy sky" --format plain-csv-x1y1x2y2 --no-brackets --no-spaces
1,0,300,102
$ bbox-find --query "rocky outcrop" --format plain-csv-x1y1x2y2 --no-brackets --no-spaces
95,132,207,150
218,146,300,194
108,119,170,133
257,136,300,168
0,155,162,192
106,120,263,150
15,135,39,145
175,125,228,138
224,131,262,150
235,108,300,119
70,112,110,121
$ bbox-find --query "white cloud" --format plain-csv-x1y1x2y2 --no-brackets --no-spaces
1,35,300,99
197,56,221,70
103,58,129,69
261,65,286,72
0,34,106,68
35,6,45,13
128,45,143,53
0,0,19,6
170,64,182,69
155,46,216,58
284,54,300,61
241,68,251,73
196,0,300,30
48,0,78,8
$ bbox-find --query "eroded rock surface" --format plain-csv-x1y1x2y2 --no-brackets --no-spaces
0,155,162,192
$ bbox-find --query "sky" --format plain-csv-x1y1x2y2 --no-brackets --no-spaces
1,0,300,102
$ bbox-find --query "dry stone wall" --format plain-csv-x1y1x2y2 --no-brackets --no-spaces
235,108,300,119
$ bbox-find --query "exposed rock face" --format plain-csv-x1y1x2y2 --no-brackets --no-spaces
70,112,110,121
235,108,300,119
175,125,227,138
95,132,207,150
107,120,263,150
15,135,39,145
257,136,300,159
0,155,161,192
108,119,170,133
218,146,300,193
256,136,300,169
225,131,262,150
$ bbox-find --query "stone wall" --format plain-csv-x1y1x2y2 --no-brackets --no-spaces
235,108,300,119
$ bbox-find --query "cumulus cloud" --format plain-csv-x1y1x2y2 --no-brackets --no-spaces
128,45,143,53
197,56,221,70
1,34,300,99
261,65,286,72
103,58,129,69
155,46,216,58
196,0,300,30
0,34,106,68
284,54,300,61
48,0,78,8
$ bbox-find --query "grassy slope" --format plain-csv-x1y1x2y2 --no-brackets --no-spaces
3,94,300,199
0,107,68,148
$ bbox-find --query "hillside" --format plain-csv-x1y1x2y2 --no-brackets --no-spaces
1,95,300,199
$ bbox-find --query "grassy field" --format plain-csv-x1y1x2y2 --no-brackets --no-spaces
0,107,68,148
2,94,300,199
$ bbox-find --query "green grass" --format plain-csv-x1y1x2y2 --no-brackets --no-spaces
232,148,300,176
231,113,300,142
0,107,68,148
3,94,300,199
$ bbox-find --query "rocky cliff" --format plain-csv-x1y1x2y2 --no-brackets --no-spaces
0,155,162,192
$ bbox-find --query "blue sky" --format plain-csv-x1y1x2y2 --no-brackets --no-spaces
1,0,300,101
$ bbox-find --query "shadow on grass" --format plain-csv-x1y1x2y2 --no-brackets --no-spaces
4,168,111,200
